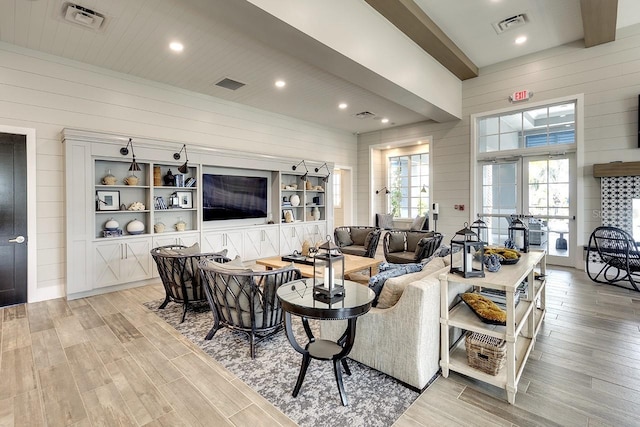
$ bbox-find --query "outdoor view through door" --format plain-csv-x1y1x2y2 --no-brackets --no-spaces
475,100,577,266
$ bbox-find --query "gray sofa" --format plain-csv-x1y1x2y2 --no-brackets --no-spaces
319,252,470,390
334,226,382,258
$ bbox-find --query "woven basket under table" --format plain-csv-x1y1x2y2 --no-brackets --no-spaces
465,331,506,375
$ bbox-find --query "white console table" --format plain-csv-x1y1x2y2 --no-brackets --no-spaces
439,250,547,404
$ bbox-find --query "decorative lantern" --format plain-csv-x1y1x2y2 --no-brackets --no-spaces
450,223,485,278
508,217,529,253
470,218,489,244
313,236,345,301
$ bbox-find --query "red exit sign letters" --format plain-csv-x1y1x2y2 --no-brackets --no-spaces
509,90,533,103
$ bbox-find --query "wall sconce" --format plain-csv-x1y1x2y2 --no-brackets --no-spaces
315,162,331,182
173,144,189,174
292,160,308,181
119,138,141,173
376,186,390,194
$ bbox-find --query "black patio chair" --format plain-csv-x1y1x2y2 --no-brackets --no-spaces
586,226,640,292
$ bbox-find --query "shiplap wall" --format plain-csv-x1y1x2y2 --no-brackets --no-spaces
359,24,640,268
0,42,357,301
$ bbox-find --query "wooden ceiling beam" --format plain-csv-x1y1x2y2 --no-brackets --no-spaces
580,0,618,48
364,0,478,81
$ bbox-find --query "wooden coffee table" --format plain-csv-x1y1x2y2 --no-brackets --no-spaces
257,254,380,278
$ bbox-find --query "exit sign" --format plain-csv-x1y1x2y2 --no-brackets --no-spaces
509,90,533,103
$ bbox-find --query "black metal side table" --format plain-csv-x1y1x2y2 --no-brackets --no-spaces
276,279,375,406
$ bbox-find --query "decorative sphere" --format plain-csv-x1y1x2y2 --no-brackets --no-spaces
289,194,300,207
126,219,145,234
104,218,119,231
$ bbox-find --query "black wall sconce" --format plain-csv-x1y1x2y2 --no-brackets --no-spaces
292,160,309,181
376,186,390,194
119,138,141,172
315,162,331,182
173,144,189,174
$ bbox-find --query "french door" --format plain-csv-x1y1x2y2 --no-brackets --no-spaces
479,154,575,266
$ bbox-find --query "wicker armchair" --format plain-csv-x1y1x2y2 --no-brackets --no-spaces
151,245,229,323
199,259,302,358
334,226,381,258
586,226,640,291
383,231,443,264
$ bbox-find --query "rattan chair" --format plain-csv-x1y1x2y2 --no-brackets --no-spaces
199,260,302,358
151,245,230,323
586,226,640,291
383,231,443,264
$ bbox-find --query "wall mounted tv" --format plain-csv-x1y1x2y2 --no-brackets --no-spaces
202,174,268,221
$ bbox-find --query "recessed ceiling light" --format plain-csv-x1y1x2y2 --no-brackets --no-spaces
169,41,184,52
338,103,348,109
515,36,527,45
417,140,422,144
275,80,286,88
381,118,389,124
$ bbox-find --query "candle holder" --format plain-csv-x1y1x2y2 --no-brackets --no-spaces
313,236,345,299
450,222,485,278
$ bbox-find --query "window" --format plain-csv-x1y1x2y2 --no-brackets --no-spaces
333,171,341,208
388,153,429,218
478,102,575,154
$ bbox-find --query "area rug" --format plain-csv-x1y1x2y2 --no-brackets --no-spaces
144,300,422,427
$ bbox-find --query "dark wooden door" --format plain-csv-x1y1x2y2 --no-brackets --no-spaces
0,132,28,306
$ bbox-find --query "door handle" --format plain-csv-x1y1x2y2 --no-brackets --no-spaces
9,236,25,244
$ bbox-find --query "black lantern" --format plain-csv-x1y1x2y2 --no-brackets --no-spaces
508,217,529,253
450,223,485,278
470,218,489,244
313,236,345,301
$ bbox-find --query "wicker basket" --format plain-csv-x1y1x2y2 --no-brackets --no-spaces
465,331,506,375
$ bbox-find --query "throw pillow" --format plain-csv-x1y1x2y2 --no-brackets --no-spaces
406,232,428,251
378,261,422,272
376,213,394,230
350,228,370,246
409,215,426,231
364,231,374,250
376,257,446,309
387,232,405,252
335,229,353,247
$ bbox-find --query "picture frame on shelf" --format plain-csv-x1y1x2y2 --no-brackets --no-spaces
282,208,295,223
96,190,120,211
177,191,193,209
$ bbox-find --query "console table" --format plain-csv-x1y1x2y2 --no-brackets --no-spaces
276,279,375,406
439,250,547,404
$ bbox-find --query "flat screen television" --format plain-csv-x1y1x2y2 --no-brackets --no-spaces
202,174,268,221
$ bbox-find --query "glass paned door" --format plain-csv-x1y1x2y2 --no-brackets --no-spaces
524,155,574,266
479,155,575,266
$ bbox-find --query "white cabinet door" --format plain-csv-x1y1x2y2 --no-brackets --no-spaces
94,238,152,288
280,224,305,254
244,227,279,260
202,230,243,259
304,223,328,246
177,232,200,248
94,241,122,288
121,238,153,282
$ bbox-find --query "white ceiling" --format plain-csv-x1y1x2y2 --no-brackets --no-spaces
1,0,640,134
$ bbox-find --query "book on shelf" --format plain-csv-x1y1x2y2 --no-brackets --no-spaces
185,177,196,187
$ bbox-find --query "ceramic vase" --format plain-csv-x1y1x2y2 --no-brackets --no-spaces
312,206,321,221
126,219,145,234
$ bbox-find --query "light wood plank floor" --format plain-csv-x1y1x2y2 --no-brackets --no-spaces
1,266,639,426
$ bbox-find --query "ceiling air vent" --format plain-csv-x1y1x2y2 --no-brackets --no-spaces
215,78,246,91
63,3,106,31
352,111,376,119
492,13,528,34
